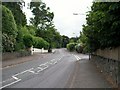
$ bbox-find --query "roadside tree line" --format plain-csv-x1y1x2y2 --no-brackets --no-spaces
2,1,70,53
67,2,120,53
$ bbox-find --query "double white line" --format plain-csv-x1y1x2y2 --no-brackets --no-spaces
73,54,81,61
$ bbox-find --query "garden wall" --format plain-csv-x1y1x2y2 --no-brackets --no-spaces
2,50,31,60
91,46,120,87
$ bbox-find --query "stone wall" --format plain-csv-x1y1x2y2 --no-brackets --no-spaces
91,46,120,87
2,50,31,60
93,46,120,61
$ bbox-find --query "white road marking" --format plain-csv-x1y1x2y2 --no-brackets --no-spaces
0,79,21,89
28,70,35,73
13,68,33,77
58,57,62,61
74,55,81,61
0,78,13,84
0,57,64,88
36,69,43,73
12,76,19,80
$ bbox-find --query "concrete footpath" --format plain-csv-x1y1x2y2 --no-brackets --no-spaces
2,53,44,68
66,59,112,88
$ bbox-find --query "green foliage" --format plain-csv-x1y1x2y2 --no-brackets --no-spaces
2,5,18,52
61,35,69,48
2,2,27,26
33,36,49,49
2,2,28,52
70,37,79,43
36,24,62,48
26,25,36,36
29,1,62,49
75,44,83,53
67,43,76,52
23,34,33,49
15,42,25,51
30,1,54,27
80,2,120,52
15,26,29,51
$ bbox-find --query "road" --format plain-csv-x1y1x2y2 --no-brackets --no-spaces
1,48,111,89
1,48,86,88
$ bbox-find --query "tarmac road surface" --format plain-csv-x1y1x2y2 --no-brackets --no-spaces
1,48,111,88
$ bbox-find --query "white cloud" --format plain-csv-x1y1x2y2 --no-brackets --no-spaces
23,0,93,37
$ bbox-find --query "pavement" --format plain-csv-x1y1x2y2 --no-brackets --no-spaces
66,58,111,88
2,53,45,68
1,48,112,88
2,49,56,68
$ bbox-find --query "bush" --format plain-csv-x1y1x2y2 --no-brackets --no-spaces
2,5,18,52
15,42,25,51
23,34,33,49
67,43,76,51
75,44,83,53
33,36,49,49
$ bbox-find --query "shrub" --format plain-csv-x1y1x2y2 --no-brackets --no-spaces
67,43,76,51
75,44,83,53
23,34,33,49
33,36,49,49
2,5,18,52
15,42,25,51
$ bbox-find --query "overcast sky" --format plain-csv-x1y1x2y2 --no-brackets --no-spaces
23,0,93,38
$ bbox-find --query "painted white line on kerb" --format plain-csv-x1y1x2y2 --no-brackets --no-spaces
0,79,21,89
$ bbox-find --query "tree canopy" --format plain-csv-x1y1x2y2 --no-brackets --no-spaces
2,5,18,52
80,2,120,52
2,2,27,26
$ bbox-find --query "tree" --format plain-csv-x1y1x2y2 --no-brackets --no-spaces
67,43,76,52
23,34,33,49
30,0,54,28
2,2,28,51
80,2,120,52
2,5,18,52
2,1,27,26
61,35,69,48
33,36,49,49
